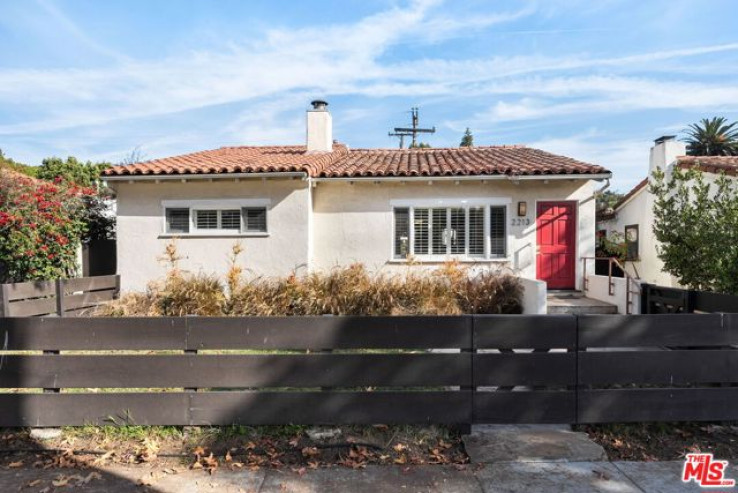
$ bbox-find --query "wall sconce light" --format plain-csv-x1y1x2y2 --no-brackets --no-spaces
517,201,527,217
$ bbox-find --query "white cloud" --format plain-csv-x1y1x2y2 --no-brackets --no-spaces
529,131,652,191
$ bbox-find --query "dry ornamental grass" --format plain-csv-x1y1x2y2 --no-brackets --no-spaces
95,241,523,317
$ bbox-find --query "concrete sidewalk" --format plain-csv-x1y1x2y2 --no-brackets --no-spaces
2,461,736,492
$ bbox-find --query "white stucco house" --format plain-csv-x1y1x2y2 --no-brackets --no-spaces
598,135,738,287
104,101,611,304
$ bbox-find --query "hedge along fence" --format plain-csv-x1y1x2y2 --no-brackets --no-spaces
0,313,736,427
0,275,120,317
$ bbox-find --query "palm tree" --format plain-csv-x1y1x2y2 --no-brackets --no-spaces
684,117,738,156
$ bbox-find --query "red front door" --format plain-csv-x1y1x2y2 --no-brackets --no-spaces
536,201,576,290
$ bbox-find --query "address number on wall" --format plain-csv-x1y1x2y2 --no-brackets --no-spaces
511,218,531,226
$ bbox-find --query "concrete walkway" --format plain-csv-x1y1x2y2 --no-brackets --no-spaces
2,461,735,492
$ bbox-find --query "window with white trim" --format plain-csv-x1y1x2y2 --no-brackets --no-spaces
163,205,268,235
393,205,507,260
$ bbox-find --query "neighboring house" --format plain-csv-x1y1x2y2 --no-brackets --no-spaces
104,101,611,294
598,136,738,286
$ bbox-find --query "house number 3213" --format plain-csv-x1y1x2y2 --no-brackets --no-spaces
511,217,530,226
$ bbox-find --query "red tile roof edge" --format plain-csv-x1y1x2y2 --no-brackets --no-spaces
104,144,610,178
676,155,738,177
612,177,648,211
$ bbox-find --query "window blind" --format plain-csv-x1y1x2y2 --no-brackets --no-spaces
165,208,190,234
468,207,485,256
413,208,429,255
243,207,267,232
394,208,410,259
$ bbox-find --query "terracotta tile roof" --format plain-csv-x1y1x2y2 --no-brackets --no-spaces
612,177,648,211
104,144,610,178
104,144,349,177
677,156,738,176
318,146,608,177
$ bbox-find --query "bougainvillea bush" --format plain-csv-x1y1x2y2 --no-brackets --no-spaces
0,170,93,282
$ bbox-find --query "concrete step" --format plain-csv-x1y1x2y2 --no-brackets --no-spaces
463,424,607,464
547,295,618,315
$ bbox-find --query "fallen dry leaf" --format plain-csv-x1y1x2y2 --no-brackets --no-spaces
52,476,69,487
8,460,23,468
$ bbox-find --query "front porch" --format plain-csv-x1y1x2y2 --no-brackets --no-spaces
546,290,617,314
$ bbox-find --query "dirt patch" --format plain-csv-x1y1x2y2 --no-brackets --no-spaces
577,423,738,461
0,425,469,476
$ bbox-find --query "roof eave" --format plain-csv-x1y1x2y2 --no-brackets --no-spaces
311,172,611,182
103,171,309,182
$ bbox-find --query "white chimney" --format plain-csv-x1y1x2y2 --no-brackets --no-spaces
648,135,686,177
306,100,332,152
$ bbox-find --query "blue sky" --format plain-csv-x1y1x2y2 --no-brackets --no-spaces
1,0,737,191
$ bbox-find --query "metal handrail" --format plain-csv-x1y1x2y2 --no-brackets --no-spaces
581,256,641,314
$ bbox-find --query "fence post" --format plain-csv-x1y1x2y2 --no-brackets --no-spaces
639,283,650,314
685,289,697,314
0,283,9,317
55,278,65,317
458,315,473,435
46,283,62,394
113,274,121,300
184,316,198,393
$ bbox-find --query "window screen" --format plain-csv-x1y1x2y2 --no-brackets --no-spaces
243,207,267,232
490,206,506,257
394,208,410,259
195,210,218,229
165,208,190,234
468,207,485,256
413,208,429,255
449,208,466,254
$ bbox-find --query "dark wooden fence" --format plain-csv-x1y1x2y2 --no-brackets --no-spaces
0,314,735,427
640,283,738,314
0,275,120,317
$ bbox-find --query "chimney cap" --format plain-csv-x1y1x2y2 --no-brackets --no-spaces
654,135,676,145
310,100,329,111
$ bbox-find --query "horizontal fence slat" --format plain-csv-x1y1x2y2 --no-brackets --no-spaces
474,353,575,387
3,281,55,301
189,391,471,425
579,350,737,385
7,298,57,317
187,316,472,350
474,315,575,349
694,291,738,313
578,314,729,347
63,290,117,311
0,391,474,426
0,317,187,350
0,354,471,389
474,391,575,424
61,275,119,294
578,388,738,423
0,393,190,427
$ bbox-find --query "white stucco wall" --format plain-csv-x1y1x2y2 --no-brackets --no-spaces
113,176,601,293
113,178,311,292
585,274,641,314
519,277,548,314
598,186,677,286
311,179,598,290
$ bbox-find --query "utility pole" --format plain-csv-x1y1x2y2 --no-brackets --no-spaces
388,107,435,148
